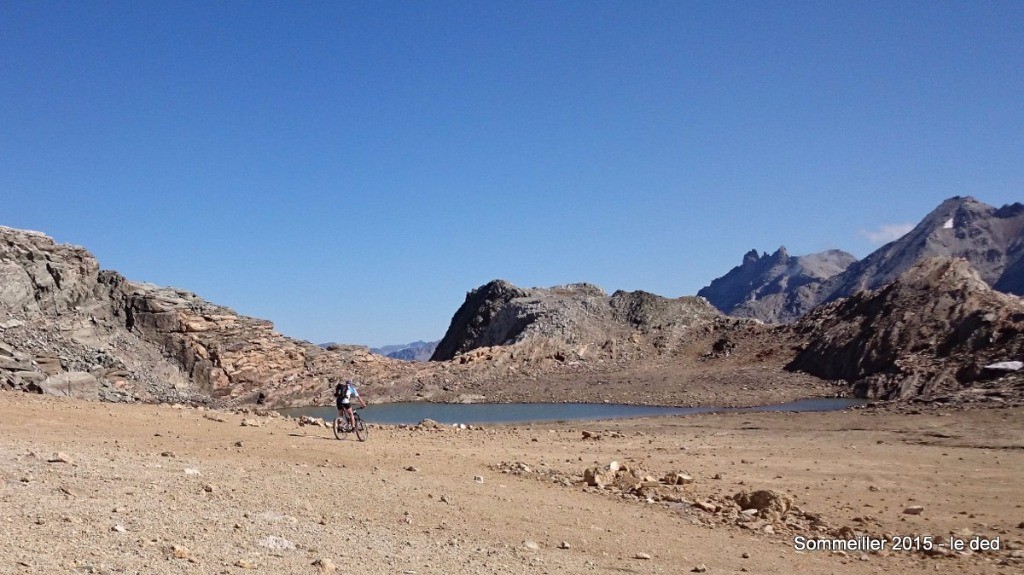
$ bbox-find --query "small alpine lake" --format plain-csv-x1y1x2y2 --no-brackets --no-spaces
277,397,867,425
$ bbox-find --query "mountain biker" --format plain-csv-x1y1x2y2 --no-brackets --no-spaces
334,379,367,430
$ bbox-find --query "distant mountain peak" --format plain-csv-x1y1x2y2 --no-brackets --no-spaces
700,196,1024,324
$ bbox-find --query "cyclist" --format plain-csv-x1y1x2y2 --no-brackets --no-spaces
334,379,367,430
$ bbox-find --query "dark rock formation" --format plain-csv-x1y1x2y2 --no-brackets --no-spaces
787,257,1024,400
430,280,532,361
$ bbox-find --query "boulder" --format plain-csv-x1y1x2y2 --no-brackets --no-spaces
40,372,100,400
732,490,792,519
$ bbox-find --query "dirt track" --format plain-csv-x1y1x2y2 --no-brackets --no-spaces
1,393,1022,574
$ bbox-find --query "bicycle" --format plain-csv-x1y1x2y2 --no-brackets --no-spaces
333,407,368,441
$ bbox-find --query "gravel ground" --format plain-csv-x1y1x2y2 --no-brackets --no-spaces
1,393,1022,574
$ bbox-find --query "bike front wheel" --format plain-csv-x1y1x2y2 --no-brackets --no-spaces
333,417,343,440
354,417,368,442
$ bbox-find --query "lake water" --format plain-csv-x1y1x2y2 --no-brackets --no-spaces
278,397,867,425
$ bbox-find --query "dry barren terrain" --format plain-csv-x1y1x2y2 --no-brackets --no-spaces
1,393,1022,574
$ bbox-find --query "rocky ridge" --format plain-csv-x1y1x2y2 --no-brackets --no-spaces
787,257,1024,402
701,197,1024,324
432,280,731,362
698,247,856,323
0,225,418,406
1,227,759,408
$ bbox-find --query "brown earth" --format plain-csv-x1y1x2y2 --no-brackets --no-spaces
2,393,1021,575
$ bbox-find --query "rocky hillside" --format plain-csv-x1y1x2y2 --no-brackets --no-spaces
1,226,760,408
786,257,1024,401
431,280,729,362
697,247,856,323
0,226,414,406
701,196,1024,324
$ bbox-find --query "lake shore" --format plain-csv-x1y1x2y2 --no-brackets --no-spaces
2,392,1021,574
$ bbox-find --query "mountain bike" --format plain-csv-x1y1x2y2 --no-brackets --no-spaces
334,407,368,441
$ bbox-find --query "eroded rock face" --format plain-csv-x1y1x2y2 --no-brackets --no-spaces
0,226,417,406
787,257,1024,399
430,280,726,362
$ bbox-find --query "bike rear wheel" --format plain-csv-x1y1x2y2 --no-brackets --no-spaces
354,416,368,442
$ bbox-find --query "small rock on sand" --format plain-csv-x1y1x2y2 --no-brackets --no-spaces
312,558,337,573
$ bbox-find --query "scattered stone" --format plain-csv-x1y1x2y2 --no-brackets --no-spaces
635,552,652,560
903,506,925,515
257,535,295,551
48,452,73,464
234,559,257,569
59,485,85,497
160,451,176,458
663,472,694,485
523,541,541,551
474,475,484,483
732,490,792,518
234,441,244,447
558,541,570,549
111,524,126,533
184,468,202,476
170,545,190,559
203,483,215,493
404,466,419,472
694,500,720,513
581,430,601,440
241,418,261,427
692,564,707,573
312,558,337,573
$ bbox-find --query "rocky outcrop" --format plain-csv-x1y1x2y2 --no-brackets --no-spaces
787,257,1024,400
431,280,727,362
0,225,417,406
697,247,856,323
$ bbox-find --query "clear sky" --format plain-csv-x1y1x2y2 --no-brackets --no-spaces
2,1,1022,347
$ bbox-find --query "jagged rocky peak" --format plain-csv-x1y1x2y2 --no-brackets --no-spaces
431,279,725,362
701,196,1024,325
787,256,1024,400
826,196,1024,299
697,245,856,324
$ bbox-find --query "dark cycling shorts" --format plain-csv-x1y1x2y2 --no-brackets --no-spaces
336,400,352,410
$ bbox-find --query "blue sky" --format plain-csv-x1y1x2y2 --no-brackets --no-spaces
2,1,1022,346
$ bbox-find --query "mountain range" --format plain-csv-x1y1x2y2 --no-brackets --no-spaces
3,195,1023,407
370,340,439,362
699,196,1024,323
